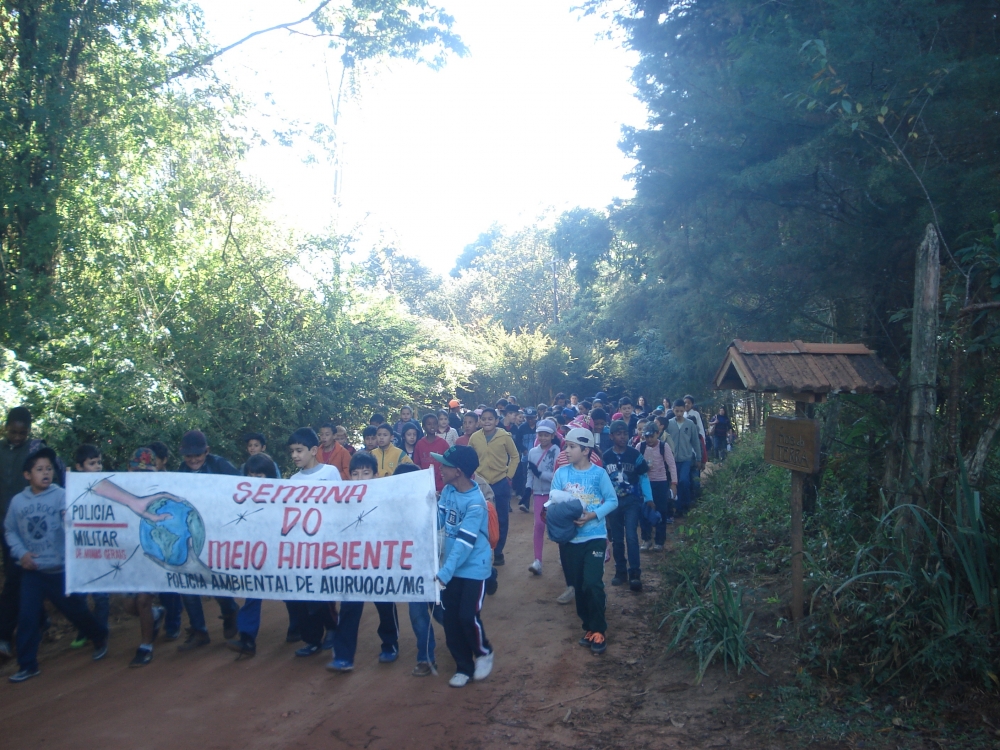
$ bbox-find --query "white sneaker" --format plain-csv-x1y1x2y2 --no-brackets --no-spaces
449,672,471,688
528,560,542,576
639,541,652,552
651,544,664,551
556,586,575,605
473,651,494,681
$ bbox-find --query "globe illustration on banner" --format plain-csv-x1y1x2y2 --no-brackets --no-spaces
138,498,206,567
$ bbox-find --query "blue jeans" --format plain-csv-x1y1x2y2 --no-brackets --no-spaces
18,570,107,671
160,593,183,635
332,601,398,664
675,461,692,515
608,498,642,576
181,595,239,634
490,479,511,555
286,601,336,647
73,592,110,638
640,481,673,545
408,602,437,664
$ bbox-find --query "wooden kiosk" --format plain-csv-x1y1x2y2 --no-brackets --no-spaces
712,340,898,621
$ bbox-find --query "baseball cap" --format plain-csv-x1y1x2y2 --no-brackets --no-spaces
609,420,629,434
430,445,480,477
595,391,608,401
129,447,157,471
504,404,520,414
562,407,577,419
179,430,208,456
654,405,665,413
535,419,556,434
643,422,660,437
448,399,462,408
524,407,538,418
564,427,596,448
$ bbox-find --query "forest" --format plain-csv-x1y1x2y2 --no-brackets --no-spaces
1,0,999,720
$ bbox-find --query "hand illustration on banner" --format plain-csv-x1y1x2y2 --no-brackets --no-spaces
89,478,212,576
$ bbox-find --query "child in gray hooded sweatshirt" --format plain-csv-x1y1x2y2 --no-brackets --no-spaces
4,448,108,682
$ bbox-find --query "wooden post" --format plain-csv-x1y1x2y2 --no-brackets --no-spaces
900,223,939,506
791,400,806,622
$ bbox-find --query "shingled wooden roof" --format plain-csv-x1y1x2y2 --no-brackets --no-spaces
712,339,898,401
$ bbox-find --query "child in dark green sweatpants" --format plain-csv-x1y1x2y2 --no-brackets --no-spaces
550,428,619,655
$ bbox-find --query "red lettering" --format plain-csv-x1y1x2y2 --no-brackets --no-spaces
281,507,301,536
231,541,245,569
274,485,308,504
400,540,414,570
297,542,320,568
209,540,231,569
384,540,399,570
347,541,362,570
233,482,251,504
302,508,322,536
278,541,294,568
322,542,341,569
302,485,327,504
324,485,352,504
364,541,382,569
252,484,274,504
250,542,267,570
349,484,368,503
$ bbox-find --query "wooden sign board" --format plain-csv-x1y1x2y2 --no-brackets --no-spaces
765,417,820,474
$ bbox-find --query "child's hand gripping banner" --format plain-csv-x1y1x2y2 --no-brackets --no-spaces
64,469,439,602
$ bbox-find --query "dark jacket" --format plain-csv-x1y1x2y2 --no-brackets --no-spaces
546,498,584,544
0,439,32,521
178,454,239,475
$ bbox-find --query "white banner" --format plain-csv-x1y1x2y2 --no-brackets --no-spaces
64,469,439,602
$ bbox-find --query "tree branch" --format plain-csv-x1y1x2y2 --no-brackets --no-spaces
959,301,1000,316
166,0,335,82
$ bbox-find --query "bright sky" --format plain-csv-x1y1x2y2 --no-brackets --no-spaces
197,0,646,273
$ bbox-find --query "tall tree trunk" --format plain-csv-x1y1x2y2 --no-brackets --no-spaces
899,224,940,508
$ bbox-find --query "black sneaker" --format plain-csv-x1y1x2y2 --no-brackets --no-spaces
518,504,530,513
178,630,210,651
485,567,499,596
129,647,153,667
285,631,302,644
611,572,627,586
629,578,643,592
226,639,256,658
222,611,238,640
493,553,505,566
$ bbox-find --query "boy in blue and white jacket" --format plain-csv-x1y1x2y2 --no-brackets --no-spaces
551,428,619,655
431,445,494,688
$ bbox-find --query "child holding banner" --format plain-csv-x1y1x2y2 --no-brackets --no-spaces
326,452,401,673
68,444,111,651
5,448,109,682
283,428,340,659
176,430,241,651
394,463,439,677
431,445,495,688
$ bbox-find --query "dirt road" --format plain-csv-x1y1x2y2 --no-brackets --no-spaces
0,509,757,749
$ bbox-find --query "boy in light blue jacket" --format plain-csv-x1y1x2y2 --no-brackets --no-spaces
432,445,494,688
551,428,619,656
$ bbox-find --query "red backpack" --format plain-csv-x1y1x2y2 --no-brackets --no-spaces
486,500,500,550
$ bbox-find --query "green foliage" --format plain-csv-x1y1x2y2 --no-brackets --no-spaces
0,0,471,472
668,422,1000,690
661,572,765,683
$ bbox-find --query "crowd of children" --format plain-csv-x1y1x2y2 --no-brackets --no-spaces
0,392,720,686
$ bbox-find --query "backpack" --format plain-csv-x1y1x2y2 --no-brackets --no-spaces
486,500,500,549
